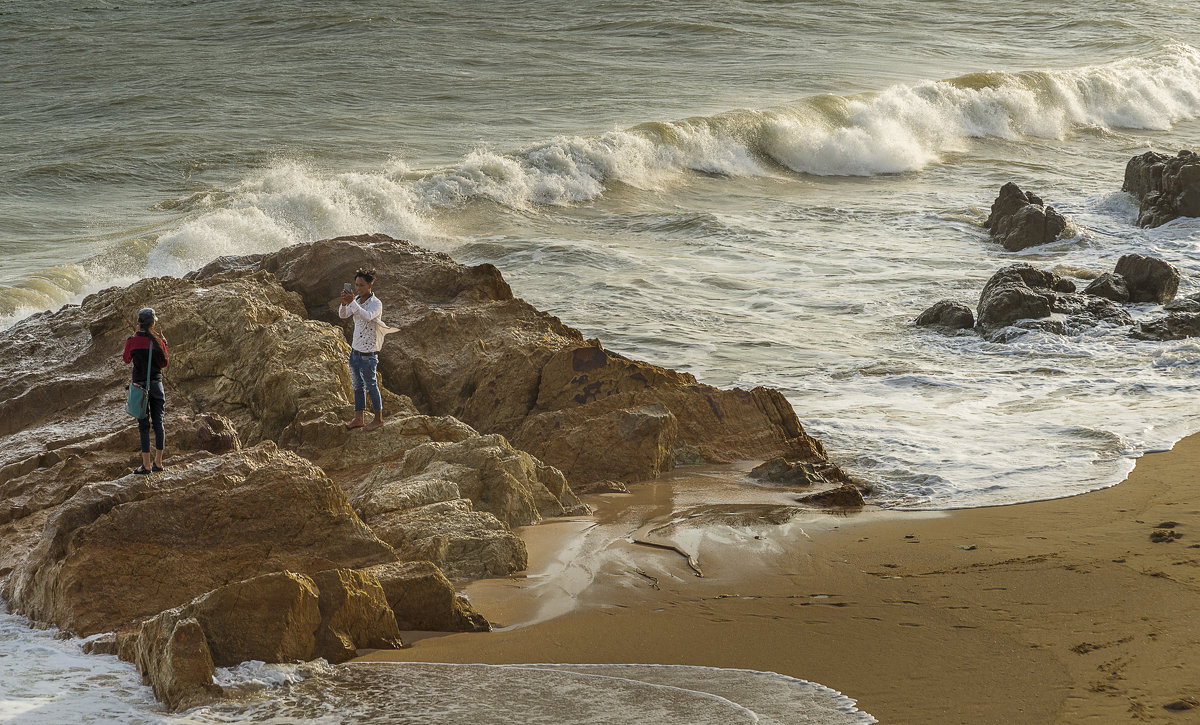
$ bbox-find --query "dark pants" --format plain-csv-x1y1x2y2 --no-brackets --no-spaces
138,384,165,453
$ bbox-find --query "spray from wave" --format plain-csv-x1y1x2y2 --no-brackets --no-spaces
3,43,1200,329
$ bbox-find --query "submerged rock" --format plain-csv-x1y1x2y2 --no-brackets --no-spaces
914,300,975,331
1130,312,1200,341
983,182,1069,251
1123,149,1200,228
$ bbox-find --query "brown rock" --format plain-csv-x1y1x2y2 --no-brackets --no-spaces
3,443,396,635
796,484,866,509
748,457,837,487
189,236,839,485
186,571,323,666
1082,273,1130,303
362,560,490,632
132,615,221,712
310,569,404,663
365,498,528,580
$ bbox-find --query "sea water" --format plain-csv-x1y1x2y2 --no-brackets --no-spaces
2,0,1199,719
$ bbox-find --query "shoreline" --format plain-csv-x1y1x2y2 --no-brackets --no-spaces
360,434,1200,723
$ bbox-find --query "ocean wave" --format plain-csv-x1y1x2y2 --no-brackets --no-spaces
143,163,436,278
266,42,1182,215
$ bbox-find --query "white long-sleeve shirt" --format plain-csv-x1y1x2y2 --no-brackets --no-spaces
338,294,384,353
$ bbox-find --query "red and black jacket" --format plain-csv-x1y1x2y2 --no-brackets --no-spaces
123,331,169,383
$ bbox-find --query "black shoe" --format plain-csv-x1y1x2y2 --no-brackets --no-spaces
133,466,152,475
152,464,164,472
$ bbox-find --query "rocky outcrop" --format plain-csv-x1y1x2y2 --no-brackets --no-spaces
1114,254,1180,304
124,569,406,711
362,560,490,632
914,300,974,330
3,443,397,636
983,182,1069,251
973,264,1135,339
0,234,848,709
1123,150,1200,228
188,235,839,485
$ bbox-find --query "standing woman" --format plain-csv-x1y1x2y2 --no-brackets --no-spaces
123,307,169,474
339,268,388,431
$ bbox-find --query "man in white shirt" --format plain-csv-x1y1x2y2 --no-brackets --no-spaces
339,268,387,431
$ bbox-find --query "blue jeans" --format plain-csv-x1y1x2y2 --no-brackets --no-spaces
349,350,382,413
138,381,165,453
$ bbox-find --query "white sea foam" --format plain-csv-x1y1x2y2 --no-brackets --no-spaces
0,606,874,724
144,163,437,278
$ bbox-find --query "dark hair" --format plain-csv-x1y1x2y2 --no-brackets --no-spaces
355,268,375,284
137,307,157,331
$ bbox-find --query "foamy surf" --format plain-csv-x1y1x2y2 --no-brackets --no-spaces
0,608,874,724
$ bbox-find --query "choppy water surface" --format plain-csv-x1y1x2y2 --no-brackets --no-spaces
3,1,1200,506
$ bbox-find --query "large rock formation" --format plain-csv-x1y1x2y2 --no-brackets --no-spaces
1123,150,1200,228
188,235,839,485
0,234,848,708
983,182,1069,251
2,443,397,635
974,263,1133,339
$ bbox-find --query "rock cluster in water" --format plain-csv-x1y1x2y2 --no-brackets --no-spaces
917,153,1197,343
0,235,852,709
1123,149,1200,228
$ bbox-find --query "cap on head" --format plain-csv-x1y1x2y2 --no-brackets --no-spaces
137,307,157,329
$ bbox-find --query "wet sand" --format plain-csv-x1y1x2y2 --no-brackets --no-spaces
359,434,1200,723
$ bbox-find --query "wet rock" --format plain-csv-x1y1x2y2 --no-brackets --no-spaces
571,479,631,494
1083,273,1130,303
914,300,975,330
748,457,832,487
1164,293,1200,313
1123,150,1200,228
1114,254,1180,304
3,443,397,636
976,264,1067,330
985,318,1068,343
170,571,323,667
190,236,839,485
131,615,221,712
795,484,866,509
983,182,1070,251
1131,312,1200,341
362,560,490,632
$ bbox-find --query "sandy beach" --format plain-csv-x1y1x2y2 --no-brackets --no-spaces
361,433,1200,724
